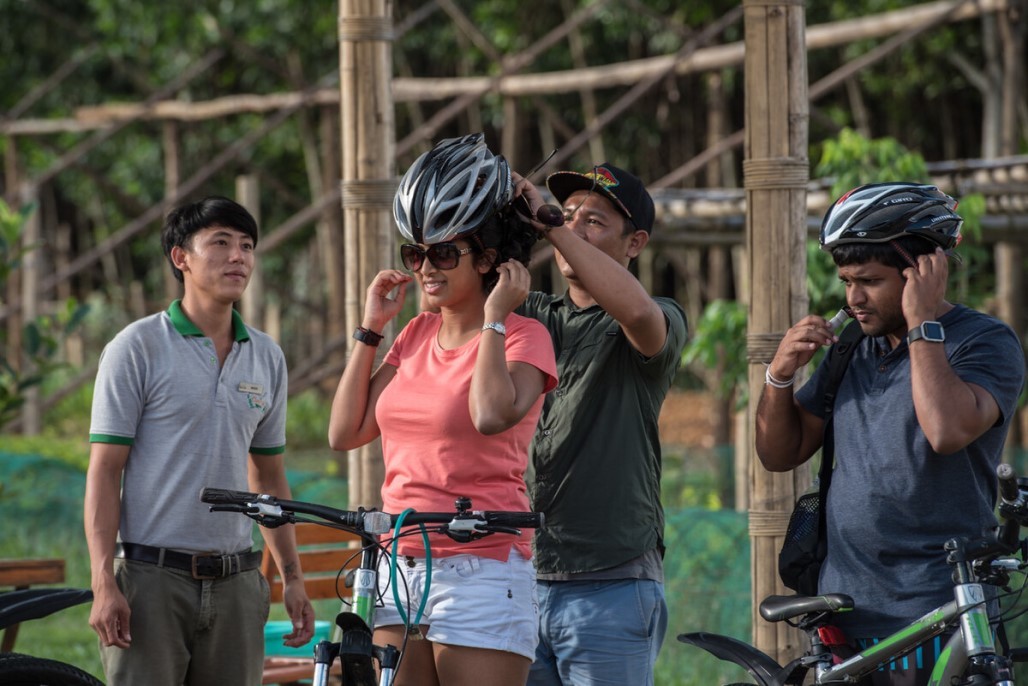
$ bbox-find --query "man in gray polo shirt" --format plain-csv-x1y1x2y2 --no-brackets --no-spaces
515,164,688,686
85,196,314,685
756,182,1024,685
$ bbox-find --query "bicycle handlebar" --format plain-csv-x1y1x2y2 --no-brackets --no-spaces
200,487,544,538
946,464,1027,569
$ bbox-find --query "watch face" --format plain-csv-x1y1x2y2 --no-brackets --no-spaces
922,321,945,341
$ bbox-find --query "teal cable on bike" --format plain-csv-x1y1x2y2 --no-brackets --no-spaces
390,508,432,632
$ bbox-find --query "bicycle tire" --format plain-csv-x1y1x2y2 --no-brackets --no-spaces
0,652,105,686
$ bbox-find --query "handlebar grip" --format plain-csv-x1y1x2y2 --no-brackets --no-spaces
200,487,263,506
484,511,545,529
997,463,1019,503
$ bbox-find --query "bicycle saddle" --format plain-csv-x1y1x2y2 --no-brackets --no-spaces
759,593,854,623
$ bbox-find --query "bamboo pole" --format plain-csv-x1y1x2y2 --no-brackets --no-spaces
319,106,347,366
743,0,809,663
237,175,265,331
162,121,182,304
339,0,396,510
2,0,1010,138
19,184,42,435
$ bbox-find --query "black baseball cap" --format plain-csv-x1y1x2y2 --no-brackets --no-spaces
545,163,655,234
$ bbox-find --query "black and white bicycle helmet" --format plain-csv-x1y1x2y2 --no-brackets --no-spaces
394,133,513,244
819,182,962,250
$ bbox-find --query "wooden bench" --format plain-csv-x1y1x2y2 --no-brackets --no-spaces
0,558,66,653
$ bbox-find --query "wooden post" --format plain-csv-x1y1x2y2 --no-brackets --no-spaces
319,105,347,370
743,0,810,663
236,175,265,331
19,183,41,435
162,121,182,304
339,0,396,510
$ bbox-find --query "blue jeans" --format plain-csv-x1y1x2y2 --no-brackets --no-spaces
528,579,668,686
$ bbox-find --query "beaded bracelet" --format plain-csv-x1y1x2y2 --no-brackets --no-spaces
764,365,795,389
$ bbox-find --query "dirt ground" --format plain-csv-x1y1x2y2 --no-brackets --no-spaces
658,389,719,448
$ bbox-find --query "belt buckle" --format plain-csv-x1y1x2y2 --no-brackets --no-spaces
191,552,221,580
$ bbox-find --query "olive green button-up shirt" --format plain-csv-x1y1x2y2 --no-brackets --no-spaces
521,291,688,576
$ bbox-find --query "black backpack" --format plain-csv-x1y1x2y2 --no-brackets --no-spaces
778,320,865,595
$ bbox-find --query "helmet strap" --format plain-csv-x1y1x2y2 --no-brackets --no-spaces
889,240,918,269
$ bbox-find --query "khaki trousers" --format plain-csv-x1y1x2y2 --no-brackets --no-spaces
100,558,270,686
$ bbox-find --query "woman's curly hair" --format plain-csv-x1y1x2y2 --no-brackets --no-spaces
471,204,540,291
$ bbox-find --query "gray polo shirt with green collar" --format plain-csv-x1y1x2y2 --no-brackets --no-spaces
89,300,287,554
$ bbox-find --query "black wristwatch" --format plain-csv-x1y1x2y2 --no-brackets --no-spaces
352,326,384,347
907,321,945,345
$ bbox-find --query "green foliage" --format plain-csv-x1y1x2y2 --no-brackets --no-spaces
681,299,747,408
285,389,331,450
0,200,90,429
0,434,91,470
0,200,37,283
814,127,929,197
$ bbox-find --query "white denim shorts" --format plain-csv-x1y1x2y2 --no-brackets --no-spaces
372,548,539,660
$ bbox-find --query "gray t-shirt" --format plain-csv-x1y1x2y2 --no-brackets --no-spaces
90,301,287,554
796,304,1024,637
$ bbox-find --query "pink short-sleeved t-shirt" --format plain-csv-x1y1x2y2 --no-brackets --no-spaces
377,311,557,560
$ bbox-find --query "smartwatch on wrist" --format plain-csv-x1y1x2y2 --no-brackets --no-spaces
907,321,945,345
353,326,384,347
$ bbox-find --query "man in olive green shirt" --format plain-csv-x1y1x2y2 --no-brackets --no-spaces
517,164,687,686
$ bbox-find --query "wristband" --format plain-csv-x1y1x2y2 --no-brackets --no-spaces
352,326,384,347
764,365,795,389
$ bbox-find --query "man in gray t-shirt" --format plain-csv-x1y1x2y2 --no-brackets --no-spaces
755,183,1025,686
85,196,314,686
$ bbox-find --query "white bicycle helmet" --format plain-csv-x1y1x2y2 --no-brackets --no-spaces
819,182,962,250
394,133,513,244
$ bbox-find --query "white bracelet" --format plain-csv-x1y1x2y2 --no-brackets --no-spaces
764,365,795,389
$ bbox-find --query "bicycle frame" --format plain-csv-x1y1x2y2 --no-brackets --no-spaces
680,582,1009,685
310,525,400,686
201,487,542,686
817,587,994,684
679,463,1027,686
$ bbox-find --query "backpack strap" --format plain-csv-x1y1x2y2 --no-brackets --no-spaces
817,320,864,479
815,320,865,558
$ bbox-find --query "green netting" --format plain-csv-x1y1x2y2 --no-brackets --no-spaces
658,507,753,685
0,451,88,529
21,449,1028,684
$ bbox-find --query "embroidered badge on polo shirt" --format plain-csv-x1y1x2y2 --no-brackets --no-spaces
238,382,264,394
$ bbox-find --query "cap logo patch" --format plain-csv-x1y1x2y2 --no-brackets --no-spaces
583,166,620,189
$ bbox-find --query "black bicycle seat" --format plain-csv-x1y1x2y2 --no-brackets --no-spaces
759,593,854,623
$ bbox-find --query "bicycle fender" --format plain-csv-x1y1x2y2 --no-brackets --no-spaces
0,588,93,630
677,632,783,686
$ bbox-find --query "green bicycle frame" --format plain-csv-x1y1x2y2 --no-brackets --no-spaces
816,583,997,684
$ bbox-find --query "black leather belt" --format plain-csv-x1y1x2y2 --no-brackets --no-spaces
116,542,262,580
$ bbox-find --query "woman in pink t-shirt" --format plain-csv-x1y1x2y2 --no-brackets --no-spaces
329,134,557,686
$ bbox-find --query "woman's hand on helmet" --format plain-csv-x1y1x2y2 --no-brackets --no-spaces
901,247,949,325
363,269,412,332
769,314,839,381
484,259,531,323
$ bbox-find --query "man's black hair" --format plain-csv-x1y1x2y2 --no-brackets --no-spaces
162,196,259,283
829,235,939,273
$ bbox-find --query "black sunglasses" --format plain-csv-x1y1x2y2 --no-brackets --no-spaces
400,242,473,271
